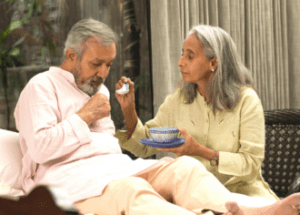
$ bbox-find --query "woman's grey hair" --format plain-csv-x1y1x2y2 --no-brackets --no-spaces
178,25,253,113
62,18,119,60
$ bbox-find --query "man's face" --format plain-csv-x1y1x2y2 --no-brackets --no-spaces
72,37,117,96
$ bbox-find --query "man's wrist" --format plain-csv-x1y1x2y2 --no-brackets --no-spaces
76,112,93,126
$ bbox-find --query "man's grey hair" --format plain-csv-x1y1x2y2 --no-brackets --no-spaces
178,25,253,113
62,18,119,60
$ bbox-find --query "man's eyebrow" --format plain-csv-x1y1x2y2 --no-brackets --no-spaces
91,58,114,63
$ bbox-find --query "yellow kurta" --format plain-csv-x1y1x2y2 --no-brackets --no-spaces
117,87,279,200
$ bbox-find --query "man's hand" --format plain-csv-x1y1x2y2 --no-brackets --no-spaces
77,93,111,126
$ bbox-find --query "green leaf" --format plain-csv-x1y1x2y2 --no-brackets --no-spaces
41,46,47,60
9,20,22,31
48,39,56,54
37,3,42,13
26,2,34,17
0,26,13,44
0,17,29,44
9,48,20,56
10,17,29,31
12,36,26,48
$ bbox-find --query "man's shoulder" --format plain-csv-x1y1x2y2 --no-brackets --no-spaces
22,69,61,95
27,67,65,87
26,70,52,86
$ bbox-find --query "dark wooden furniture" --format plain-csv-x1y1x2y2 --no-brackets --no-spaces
0,186,79,215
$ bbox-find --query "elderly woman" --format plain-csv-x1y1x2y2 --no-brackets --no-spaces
115,25,278,201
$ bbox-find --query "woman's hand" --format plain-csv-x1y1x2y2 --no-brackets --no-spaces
158,126,203,157
115,76,138,134
115,76,135,110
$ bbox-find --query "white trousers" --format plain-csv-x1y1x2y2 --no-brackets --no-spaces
74,156,276,215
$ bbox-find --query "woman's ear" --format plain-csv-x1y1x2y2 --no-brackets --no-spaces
210,57,218,71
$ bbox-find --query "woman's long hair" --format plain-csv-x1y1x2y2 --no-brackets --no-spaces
178,25,253,113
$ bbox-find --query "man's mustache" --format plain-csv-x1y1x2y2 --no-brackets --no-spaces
88,77,105,84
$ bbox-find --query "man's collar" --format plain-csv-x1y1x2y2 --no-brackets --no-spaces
49,66,76,85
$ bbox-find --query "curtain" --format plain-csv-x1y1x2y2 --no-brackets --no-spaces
150,0,300,158
150,0,300,112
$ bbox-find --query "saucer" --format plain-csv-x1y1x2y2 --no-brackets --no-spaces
139,138,185,148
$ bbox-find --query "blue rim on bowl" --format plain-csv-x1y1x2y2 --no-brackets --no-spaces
149,127,178,134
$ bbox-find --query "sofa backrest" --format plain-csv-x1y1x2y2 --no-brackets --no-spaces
262,109,300,197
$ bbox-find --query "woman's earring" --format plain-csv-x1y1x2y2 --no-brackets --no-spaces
212,69,215,72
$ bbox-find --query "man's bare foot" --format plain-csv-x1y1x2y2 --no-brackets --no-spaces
223,193,300,215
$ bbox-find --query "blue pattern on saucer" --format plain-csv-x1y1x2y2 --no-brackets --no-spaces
139,138,185,148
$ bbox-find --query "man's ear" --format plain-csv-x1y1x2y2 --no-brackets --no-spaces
65,48,77,62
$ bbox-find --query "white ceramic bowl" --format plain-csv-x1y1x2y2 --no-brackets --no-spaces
116,82,129,94
149,127,179,143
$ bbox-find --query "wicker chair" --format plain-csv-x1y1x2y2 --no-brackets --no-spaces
262,109,300,198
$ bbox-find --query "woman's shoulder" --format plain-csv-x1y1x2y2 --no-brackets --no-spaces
163,87,183,103
155,88,185,112
239,86,260,100
236,86,262,110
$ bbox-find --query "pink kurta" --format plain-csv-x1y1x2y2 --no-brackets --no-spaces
14,67,158,202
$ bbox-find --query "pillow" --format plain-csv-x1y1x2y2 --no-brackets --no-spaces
0,129,23,193
0,181,24,198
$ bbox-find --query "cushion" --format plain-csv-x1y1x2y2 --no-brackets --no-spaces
0,129,23,193
0,181,24,198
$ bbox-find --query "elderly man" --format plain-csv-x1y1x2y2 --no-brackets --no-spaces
14,18,299,215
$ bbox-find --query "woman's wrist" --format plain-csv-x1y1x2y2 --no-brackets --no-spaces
121,104,138,134
197,145,219,164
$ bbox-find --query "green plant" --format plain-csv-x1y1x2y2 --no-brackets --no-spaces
0,0,56,129
0,16,26,129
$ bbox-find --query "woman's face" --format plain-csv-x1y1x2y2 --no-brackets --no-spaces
178,34,214,85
